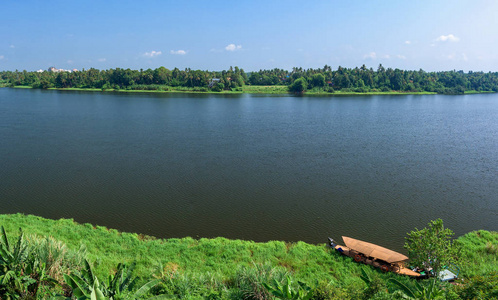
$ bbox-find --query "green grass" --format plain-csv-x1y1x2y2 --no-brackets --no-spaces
241,85,290,94
1,213,497,298
8,85,497,96
0,214,365,284
464,90,496,94
48,86,437,96
455,230,498,277
47,87,103,92
1,214,496,280
327,90,436,96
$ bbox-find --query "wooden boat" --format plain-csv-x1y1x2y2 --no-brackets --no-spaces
328,236,422,277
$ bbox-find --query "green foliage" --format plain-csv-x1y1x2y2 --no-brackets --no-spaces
211,82,225,92
3,65,497,94
0,215,497,299
311,280,350,300
0,226,58,299
404,219,459,277
288,77,308,93
388,278,445,300
153,271,228,299
359,267,388,299
454,230,498,277
231,263,289,300
64,259,159,299
456,271,498,299
311,73,326,88
27,235,87,282
263,276,313,300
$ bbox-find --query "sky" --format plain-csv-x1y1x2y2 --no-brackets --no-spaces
1,0,497,72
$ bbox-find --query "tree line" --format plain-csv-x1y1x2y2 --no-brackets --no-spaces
2,64,498,94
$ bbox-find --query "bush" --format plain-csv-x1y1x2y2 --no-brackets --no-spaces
212,83,225,92
326,86,335,93
289,77,308,93
354,87,368,93
231,263,289,300
457,272,498,299
312,280,350,300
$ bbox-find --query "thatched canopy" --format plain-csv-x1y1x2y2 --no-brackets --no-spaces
342,236,408,263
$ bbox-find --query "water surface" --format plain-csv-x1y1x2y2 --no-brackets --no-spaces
1,88,497,251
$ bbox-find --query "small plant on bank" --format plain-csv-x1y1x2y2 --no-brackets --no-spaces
232,262,289,300
263,276,313,300
388,278,445,300
359,267,388,299
0,226,59,299
63,259,160,299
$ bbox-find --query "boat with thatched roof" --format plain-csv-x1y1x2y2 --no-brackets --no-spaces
328,236,422,277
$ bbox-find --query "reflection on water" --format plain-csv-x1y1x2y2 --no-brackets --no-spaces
0,88,497,251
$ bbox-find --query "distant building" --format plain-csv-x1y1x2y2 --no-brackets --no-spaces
48,66,74,73
208,78,220,88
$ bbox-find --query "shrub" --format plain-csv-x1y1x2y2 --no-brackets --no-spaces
289,77,308,93
26,235,87,282
232,263,289,300
457,272,498,299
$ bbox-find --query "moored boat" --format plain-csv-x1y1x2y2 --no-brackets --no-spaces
328,236,422,277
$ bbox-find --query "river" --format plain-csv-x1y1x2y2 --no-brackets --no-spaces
1,88,497,250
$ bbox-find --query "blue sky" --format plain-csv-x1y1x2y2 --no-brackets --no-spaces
1,0,497,72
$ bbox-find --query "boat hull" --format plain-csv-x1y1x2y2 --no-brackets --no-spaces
328,237,421,277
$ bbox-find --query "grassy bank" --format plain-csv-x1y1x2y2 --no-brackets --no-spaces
0,214,363,284
0,213,497,298
11,85,479,96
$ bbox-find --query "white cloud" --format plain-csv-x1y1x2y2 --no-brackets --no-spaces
9,45,15,48
397,55,407,59
170,50,187,55
436,34,460,42
98,58,106,62
0,55,4,60
363,52,377,59
405,41,411,45
382,54,390,59
446,53,468,61
144,50,162,57
67,60,73,64
225,44,242,51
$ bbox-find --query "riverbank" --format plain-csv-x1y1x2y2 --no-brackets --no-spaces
0,213,497,298
12,85,497,96
9,85,448,96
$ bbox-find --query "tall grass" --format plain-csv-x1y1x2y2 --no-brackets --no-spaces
231,263,289,300
26,234,87,282
455,230,498,277
1,213,497,298
241,85,289,94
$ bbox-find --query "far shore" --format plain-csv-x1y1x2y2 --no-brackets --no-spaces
7,85,497,96
8,85,436,96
